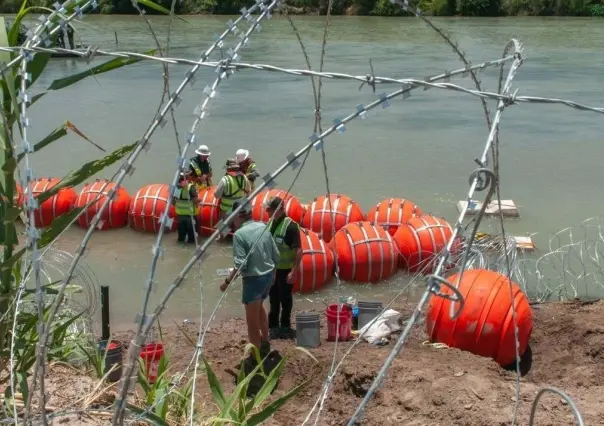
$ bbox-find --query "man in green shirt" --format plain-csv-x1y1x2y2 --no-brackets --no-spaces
220,199,280,359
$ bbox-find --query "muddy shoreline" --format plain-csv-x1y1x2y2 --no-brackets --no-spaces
110,299,603,425
13,299,603,425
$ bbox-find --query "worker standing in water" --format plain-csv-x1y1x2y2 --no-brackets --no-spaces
172,173,200,244
236,149,259,190
214,159,251,236
220,199,280,363
67,24,75,50
57,28,65,48
189,144,213,191
265,197,302,340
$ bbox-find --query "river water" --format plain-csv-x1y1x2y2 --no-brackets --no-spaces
13,15,604,327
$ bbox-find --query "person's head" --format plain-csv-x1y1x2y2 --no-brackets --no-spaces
225,158,240,173
195,144,211,161
265,196,285,220
235,149,249,164
230,199,252,230
178,172,188,187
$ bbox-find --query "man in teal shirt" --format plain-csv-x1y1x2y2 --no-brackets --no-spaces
220,199,280,360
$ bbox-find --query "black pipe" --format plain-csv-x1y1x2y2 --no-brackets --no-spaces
101,286,110,340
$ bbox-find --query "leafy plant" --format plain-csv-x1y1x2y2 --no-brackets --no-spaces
204,344,318,426
132,350,194,425
0,0,166,417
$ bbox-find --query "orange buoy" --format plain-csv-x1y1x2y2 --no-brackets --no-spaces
24,178,77,227
15,183,23,206
301,194,364,243
251,189,304,224
393,215,458,274
426,269,533,367
74,179,130,230
331,221,398,283
294,228,334,293
197,186,220,236
128,184,177,233
366,198,423,236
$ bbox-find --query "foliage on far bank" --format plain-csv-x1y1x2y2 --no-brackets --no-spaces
2,0,604,16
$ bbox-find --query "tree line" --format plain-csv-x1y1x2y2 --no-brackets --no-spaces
2,0,604,17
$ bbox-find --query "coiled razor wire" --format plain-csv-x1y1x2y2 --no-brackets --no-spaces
515,216,604,301
2,0,600,424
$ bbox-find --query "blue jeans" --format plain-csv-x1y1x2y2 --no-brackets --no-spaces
242,272,273,305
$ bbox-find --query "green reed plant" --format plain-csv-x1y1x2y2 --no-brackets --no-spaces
0,0,170,415
204,344,319,426
128,350,195,425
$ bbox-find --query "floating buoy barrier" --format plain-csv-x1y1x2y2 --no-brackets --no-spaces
294,228,334,293
301,194,364,243
74,180,130,230
366,198,423,236
251,189,304,224
332,221,398,283
23,178,78,228
197,186,221,236
393,215,458,274
426,269,533,367
457,199,520,218
128,184,177,233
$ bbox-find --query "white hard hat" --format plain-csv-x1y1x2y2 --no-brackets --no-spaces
195,144,211,156
235,149,249,163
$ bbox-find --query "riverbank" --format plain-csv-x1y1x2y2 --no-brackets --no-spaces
14,298,603,425
2,0,604,17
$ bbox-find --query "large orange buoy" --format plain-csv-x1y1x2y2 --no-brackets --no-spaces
74,179,130,230
393,215,458,274
294,228,334,293
128,184,177,233
426,269,534,367
250,189,304,224
197,186,220,236
301,194,364,243
366,198,423,236
23,178,77,227
331,221,398,283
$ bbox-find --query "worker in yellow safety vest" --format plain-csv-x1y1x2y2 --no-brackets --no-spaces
265,196,303,340
235,149,259,191
214,159,251,231
188,144,213,191
172,173,200,244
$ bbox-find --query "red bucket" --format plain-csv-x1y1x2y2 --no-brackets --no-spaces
326,304,352,342
140,343,164,384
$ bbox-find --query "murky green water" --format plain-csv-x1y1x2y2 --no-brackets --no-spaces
11,15,604,327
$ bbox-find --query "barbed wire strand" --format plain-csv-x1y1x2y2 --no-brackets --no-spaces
130,0,183,156
111,2,282,424
9,2,272,422
529,387,585,426
301,1,351,424
309,0,494,420
345,40,524,426
491,46,522,425
394,0,493,131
